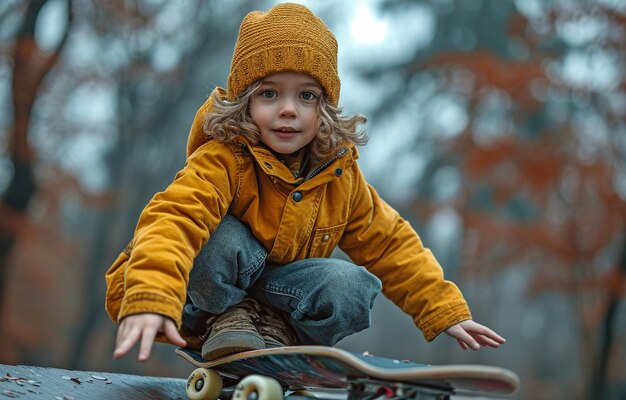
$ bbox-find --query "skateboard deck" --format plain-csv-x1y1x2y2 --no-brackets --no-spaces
176,345,519,399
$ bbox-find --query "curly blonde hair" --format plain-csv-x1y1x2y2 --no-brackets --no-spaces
203,80,368,162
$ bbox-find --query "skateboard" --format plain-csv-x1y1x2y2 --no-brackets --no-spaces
176,345,519,400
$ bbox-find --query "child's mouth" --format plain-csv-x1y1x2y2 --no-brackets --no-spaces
272,128,299,137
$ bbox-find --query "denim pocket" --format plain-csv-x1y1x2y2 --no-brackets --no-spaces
308,223,346,258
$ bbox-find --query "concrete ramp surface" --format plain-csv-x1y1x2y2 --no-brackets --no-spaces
0,363,186,399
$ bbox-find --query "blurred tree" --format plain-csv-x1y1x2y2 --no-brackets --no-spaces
0,0,72,320
356,0,625,399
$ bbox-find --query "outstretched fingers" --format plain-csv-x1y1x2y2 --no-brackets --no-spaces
474,332,505,348
137,324,159,361
113,321,142,360
450,325,481,350
113,313,182,361
445,320,506,351
466,323,506,348
163,318,187,348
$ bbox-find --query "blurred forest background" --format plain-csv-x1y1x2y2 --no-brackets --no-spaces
0,0,625,399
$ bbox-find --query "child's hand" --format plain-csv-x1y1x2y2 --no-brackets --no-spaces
113,313,187,361
445,320,506,351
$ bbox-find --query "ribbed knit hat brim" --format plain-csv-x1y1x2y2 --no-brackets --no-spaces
227,3,340,106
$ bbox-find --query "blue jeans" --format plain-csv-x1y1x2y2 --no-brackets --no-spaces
184,215,382,345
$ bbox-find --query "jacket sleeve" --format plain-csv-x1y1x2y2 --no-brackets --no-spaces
111,141,238,327
339,164,471,341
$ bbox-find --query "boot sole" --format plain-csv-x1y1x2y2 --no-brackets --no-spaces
201,329,265,361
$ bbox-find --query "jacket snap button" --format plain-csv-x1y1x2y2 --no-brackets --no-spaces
264,162,273,169
335,168,343,177
321,234,330,242
292,191,303,202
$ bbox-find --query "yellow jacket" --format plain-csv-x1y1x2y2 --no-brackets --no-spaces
105,90,471,342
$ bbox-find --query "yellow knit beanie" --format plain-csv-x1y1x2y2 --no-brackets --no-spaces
227,3,340,106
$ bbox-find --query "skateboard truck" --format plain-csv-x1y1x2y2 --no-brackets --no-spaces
348,379,452,400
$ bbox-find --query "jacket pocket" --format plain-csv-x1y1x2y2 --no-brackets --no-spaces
308,223,346,258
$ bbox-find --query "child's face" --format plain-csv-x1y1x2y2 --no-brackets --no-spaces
250,72,321,156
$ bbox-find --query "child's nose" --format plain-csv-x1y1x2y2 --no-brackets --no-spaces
278,98,297,118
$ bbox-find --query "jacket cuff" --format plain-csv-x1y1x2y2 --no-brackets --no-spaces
118,292,183,328
418,301,472,342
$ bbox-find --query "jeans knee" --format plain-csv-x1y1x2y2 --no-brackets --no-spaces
320,263,381,315
313,263,381,343
328,263,381,295
201,215,258,254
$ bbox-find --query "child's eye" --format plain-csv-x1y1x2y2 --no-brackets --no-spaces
260,90,277,99
301,91,318,101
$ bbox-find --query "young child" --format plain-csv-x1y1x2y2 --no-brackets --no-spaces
106,3,505,362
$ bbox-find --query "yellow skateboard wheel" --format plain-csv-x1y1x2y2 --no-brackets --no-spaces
233,374,283,400
185,368,222,400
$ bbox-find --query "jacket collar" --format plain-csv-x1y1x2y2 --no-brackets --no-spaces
236,137,358,187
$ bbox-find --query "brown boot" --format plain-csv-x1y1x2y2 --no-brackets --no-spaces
257,305,300,348
201,298,265,360
179,328,206,353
